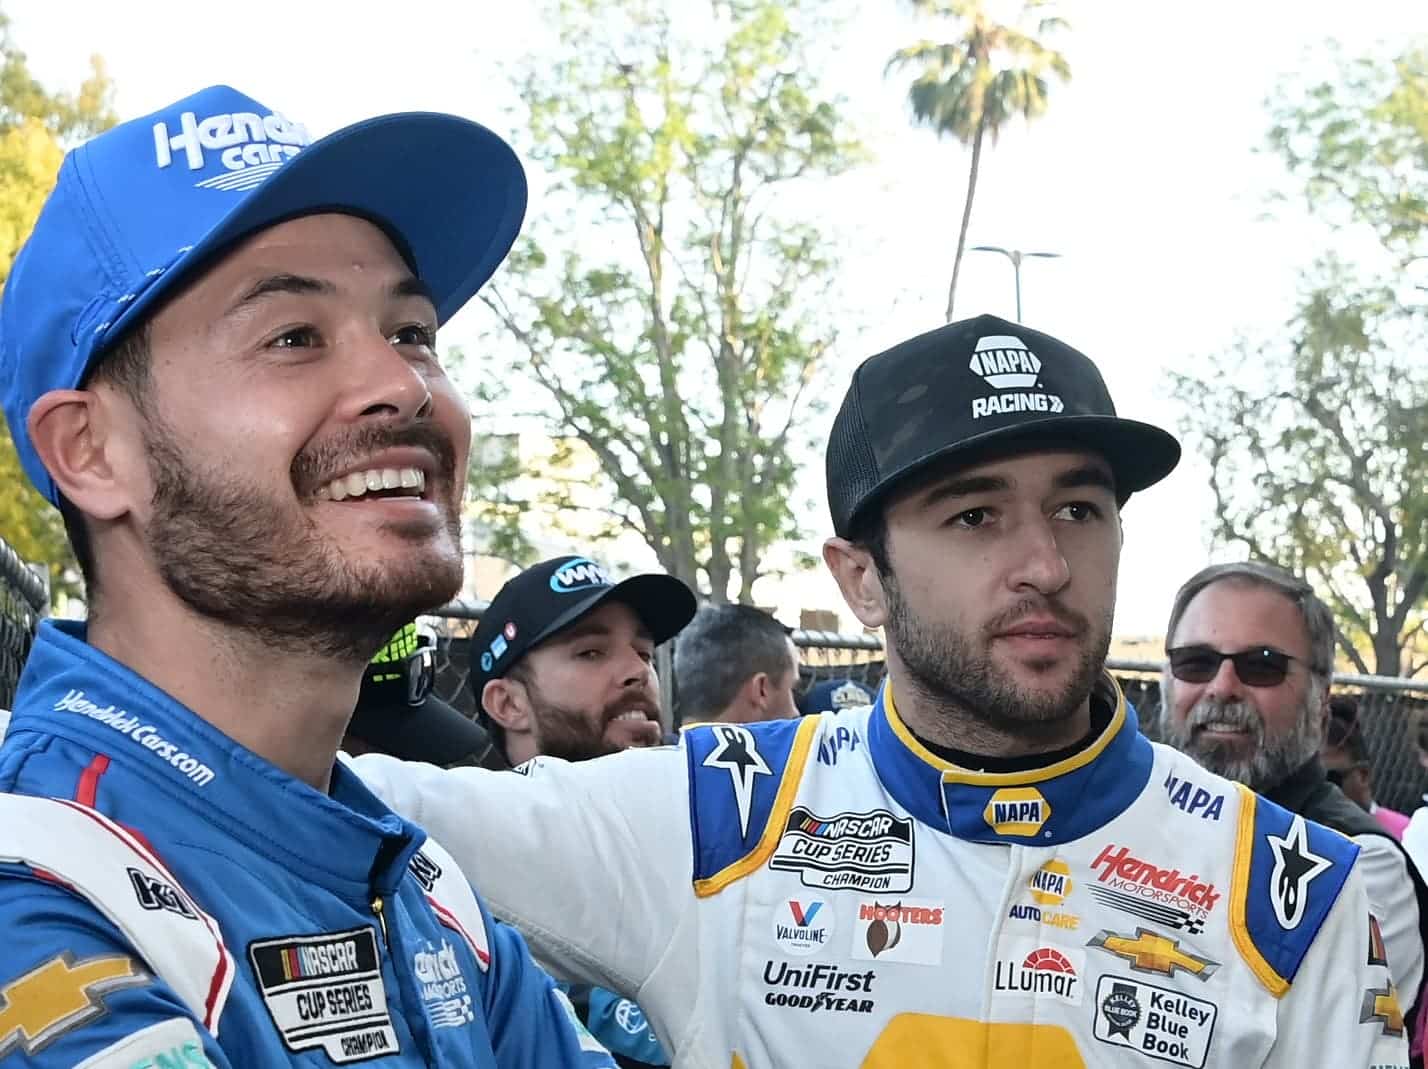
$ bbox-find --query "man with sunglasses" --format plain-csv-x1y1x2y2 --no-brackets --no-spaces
358,316,1409,1066
1161,560,1428,1057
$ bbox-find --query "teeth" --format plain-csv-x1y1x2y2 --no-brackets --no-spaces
319,467,426,502
614,711,647,721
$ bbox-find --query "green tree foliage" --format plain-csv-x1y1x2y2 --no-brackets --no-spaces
0,12,116,600
887,0,1069,321
474,0,863,601
1172,44,1428,677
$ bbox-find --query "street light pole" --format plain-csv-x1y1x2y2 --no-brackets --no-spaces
969,246,1062,322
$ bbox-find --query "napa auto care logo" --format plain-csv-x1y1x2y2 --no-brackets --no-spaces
968,335,1064,420
983,787,1050,836
1009,859,1079,930
550,557,611,594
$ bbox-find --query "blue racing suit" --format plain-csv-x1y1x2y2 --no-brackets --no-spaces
0,620,613,1068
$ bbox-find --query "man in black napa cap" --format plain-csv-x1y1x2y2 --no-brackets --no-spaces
469,555,696,767
355,314,1406,1065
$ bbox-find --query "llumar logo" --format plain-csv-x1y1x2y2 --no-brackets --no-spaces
1091,844,1221,915
152,109,311,192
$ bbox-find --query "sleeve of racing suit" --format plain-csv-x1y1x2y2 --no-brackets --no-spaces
481,907,616,1068
1266,861,1410,1068
0,872,229,1068
1352,833,1425,1006
351,747,691,1000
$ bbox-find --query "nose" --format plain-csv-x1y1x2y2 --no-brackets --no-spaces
1005,518,1071,596
618,648,655,691
341,329,434,423
1202,655,1245,702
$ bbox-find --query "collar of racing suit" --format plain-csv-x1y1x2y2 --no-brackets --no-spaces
8,618,427,900
866,673,1155,845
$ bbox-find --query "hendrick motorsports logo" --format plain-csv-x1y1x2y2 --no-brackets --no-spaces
968,335,1064,420
53,689,215,786
769,807,914,893
1090,844,1221,916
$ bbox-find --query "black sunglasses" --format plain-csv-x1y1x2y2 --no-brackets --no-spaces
1166,645,1297,688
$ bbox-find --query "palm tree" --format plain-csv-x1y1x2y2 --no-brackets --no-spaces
888,0,1070,322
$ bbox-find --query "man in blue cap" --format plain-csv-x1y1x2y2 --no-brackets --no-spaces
0,86,611,1067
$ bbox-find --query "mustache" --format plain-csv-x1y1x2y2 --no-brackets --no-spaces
1186,697,1264,736
984,597,1089,637
291,421,457,496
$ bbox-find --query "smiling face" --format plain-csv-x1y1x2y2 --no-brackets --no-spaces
105,213,471,658
1160,579,1325,790
861,449,1121,736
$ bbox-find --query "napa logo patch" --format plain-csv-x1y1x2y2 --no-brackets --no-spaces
984,787,1050,836
1029,859,1072,905
968,335,1065,420
550,557,611,594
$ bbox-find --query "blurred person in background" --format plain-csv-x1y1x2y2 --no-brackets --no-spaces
470,555,695,767
1161,560,1428,1056
1321,695,1410,839
672,603,799,727
0,85,612,1067
344,621,496,767
796,675,875,716
468,553,695,1068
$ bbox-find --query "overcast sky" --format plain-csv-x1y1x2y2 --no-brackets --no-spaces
8,0,1421,635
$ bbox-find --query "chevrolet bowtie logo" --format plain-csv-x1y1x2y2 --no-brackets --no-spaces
0,953,149,1057
1360,984,1405,1037
1088,928,1220,980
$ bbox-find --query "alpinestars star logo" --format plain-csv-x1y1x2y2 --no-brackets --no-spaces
1266,815,1332,930
702,724,771,839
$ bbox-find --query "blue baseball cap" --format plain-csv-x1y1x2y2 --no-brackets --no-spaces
797,677,876,716
0,84,527,504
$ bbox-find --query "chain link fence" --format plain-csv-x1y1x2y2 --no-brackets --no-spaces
0,536,48,710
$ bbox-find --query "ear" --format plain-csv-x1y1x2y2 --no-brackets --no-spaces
823,537,888,629
749,671,770,712
27,388,137,521
481,678,531,735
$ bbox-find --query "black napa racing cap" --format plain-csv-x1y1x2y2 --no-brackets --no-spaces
826,313,1181,537
468,555,697,713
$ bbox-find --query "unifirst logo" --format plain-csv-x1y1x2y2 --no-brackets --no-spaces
153,109,311,192
984,787,1051,836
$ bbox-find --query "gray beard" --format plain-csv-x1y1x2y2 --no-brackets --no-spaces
1159,689,1322,792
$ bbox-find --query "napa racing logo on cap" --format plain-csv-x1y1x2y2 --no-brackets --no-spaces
983,787,1051,837
968,335,1064,420
550,557,612,594
153,108,311,191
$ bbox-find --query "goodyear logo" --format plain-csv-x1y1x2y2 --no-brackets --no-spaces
1029,859,1072,905
984,787,1050,837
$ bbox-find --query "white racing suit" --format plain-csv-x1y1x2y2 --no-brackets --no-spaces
355,677,1410,1068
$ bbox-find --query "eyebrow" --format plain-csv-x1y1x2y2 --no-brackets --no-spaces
559,617,655,645
224,273,435,319
917,463,1117,510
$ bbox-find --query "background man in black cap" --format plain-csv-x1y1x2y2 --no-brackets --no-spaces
469,555,696,767
344,622,496,766
358,315,1406,1066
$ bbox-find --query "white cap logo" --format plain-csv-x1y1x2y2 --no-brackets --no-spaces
969,335,1041,389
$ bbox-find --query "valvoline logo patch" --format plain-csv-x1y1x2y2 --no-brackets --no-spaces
550,557,611,594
